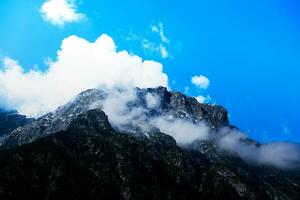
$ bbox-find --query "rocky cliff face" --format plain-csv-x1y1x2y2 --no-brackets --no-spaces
0,87,299,200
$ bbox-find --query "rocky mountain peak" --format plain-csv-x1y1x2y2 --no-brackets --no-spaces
1,87,230,148
137,87,229,128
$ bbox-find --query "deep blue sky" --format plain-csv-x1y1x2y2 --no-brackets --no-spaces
0,0,299,143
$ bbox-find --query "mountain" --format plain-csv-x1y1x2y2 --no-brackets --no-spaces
0,109,33,138
1,87,229,148
0,87,299,200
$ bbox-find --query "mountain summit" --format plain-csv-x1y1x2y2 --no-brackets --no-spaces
1,87,229,147
0,87,299,200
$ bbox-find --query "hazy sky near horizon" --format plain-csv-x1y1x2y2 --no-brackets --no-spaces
0,0,299,143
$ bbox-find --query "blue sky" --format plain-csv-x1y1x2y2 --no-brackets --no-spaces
0,0,299,143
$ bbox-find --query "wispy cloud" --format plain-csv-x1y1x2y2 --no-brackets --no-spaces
218,128,300,169
128,22,172,59
159,44,169,58
141,39,169,59
142,39,159,54
151,22,170,58
40,0,85,27
151,22,169,44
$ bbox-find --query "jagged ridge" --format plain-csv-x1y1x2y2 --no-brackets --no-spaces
1,87,228,148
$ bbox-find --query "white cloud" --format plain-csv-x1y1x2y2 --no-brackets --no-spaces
218,128,300,169
145,93,160,108
140,22,170,59
153,117,210,144
142,39,169,59
195,96,206,103
40,0,85,26
102,89,150,131
195,95,211,104
151,22,169,43
159,45,169,58
127,22,174,59
191,75,210,89
142,39,159,53
0,34,168,117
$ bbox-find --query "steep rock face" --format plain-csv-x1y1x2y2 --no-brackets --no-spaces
0,110,33,137
1,89,107,147
138,87,229,128
0,109,298,200
1,87,228,148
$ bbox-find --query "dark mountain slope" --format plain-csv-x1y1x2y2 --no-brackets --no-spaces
0,110,33,138
0,109,299,200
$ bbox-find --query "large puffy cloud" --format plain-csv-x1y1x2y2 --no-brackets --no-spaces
40,0,85,26
0,34,168,117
